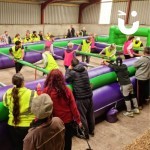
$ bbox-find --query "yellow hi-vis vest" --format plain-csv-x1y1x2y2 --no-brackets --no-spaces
44,51,59,72
45,35,50,40
12,46,23,59
24,37,32,43
32,35,40,42
13,37,22,43
105,47,116,59
81,40,91,53
133,40,142,48
3,87,37,127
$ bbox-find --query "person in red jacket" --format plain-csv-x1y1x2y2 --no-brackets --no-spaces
37,69,82,150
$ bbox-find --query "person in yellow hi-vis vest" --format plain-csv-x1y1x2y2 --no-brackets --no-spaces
31,31,40,42
3,73,37,150
99,44,116,61
45,32,51,40
43,47,59,72
9,41,24,73
133,37,143,54
77,37,92,63
24,32,32,43
35,46,59,76
13,33,22,43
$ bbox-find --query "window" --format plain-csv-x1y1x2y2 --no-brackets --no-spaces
99,0,113,24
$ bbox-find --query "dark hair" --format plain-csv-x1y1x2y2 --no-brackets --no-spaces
44,69,69,100
11,73,24,125
15,33,20,38
15,41,21,45
50,35,55,38
116,57,123,66
71,58,79,67
33,31,36,34
45,46,50,51
128,35,134,41
144,47,150,55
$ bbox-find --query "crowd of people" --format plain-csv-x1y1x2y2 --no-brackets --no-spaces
0,25,89,45
0,30,55,45
1,33,150,150
66,26,88,38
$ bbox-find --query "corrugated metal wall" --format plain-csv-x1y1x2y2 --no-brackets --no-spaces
110,1,128,24
129,0,150,25
44,4,79,24
81,3,100,24
0,2,40,24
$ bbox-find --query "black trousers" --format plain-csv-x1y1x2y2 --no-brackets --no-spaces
15,62,23,73
64,122,75,150
76,98,95,136
137,79,150,106
8,125,29,150
124,55,132,59
82,55,90,63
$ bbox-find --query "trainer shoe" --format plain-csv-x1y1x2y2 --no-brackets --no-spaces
132,108,140,114
123,111,134,117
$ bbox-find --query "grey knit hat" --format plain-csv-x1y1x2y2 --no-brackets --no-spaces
31,94,53,119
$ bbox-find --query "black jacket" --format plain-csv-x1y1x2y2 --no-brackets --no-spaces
65,64,93,100
109,64,131,85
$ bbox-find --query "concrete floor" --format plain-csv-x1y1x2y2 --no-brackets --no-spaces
0,56,150,150
73,104,150,150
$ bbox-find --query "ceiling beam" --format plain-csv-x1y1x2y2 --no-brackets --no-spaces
125,0,132,24
78,0,101,23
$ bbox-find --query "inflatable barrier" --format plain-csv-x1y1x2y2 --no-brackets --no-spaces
96,25,150,46
0,77,136,149
0,57,138,121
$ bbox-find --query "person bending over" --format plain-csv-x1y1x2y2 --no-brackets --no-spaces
65,58,95,139
102,57,140,117
123,35,141,59
35,46,59,76
134,47,150,109
23,94,65,150
3,73,37,150
9,41,24,73
99,44,116,60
